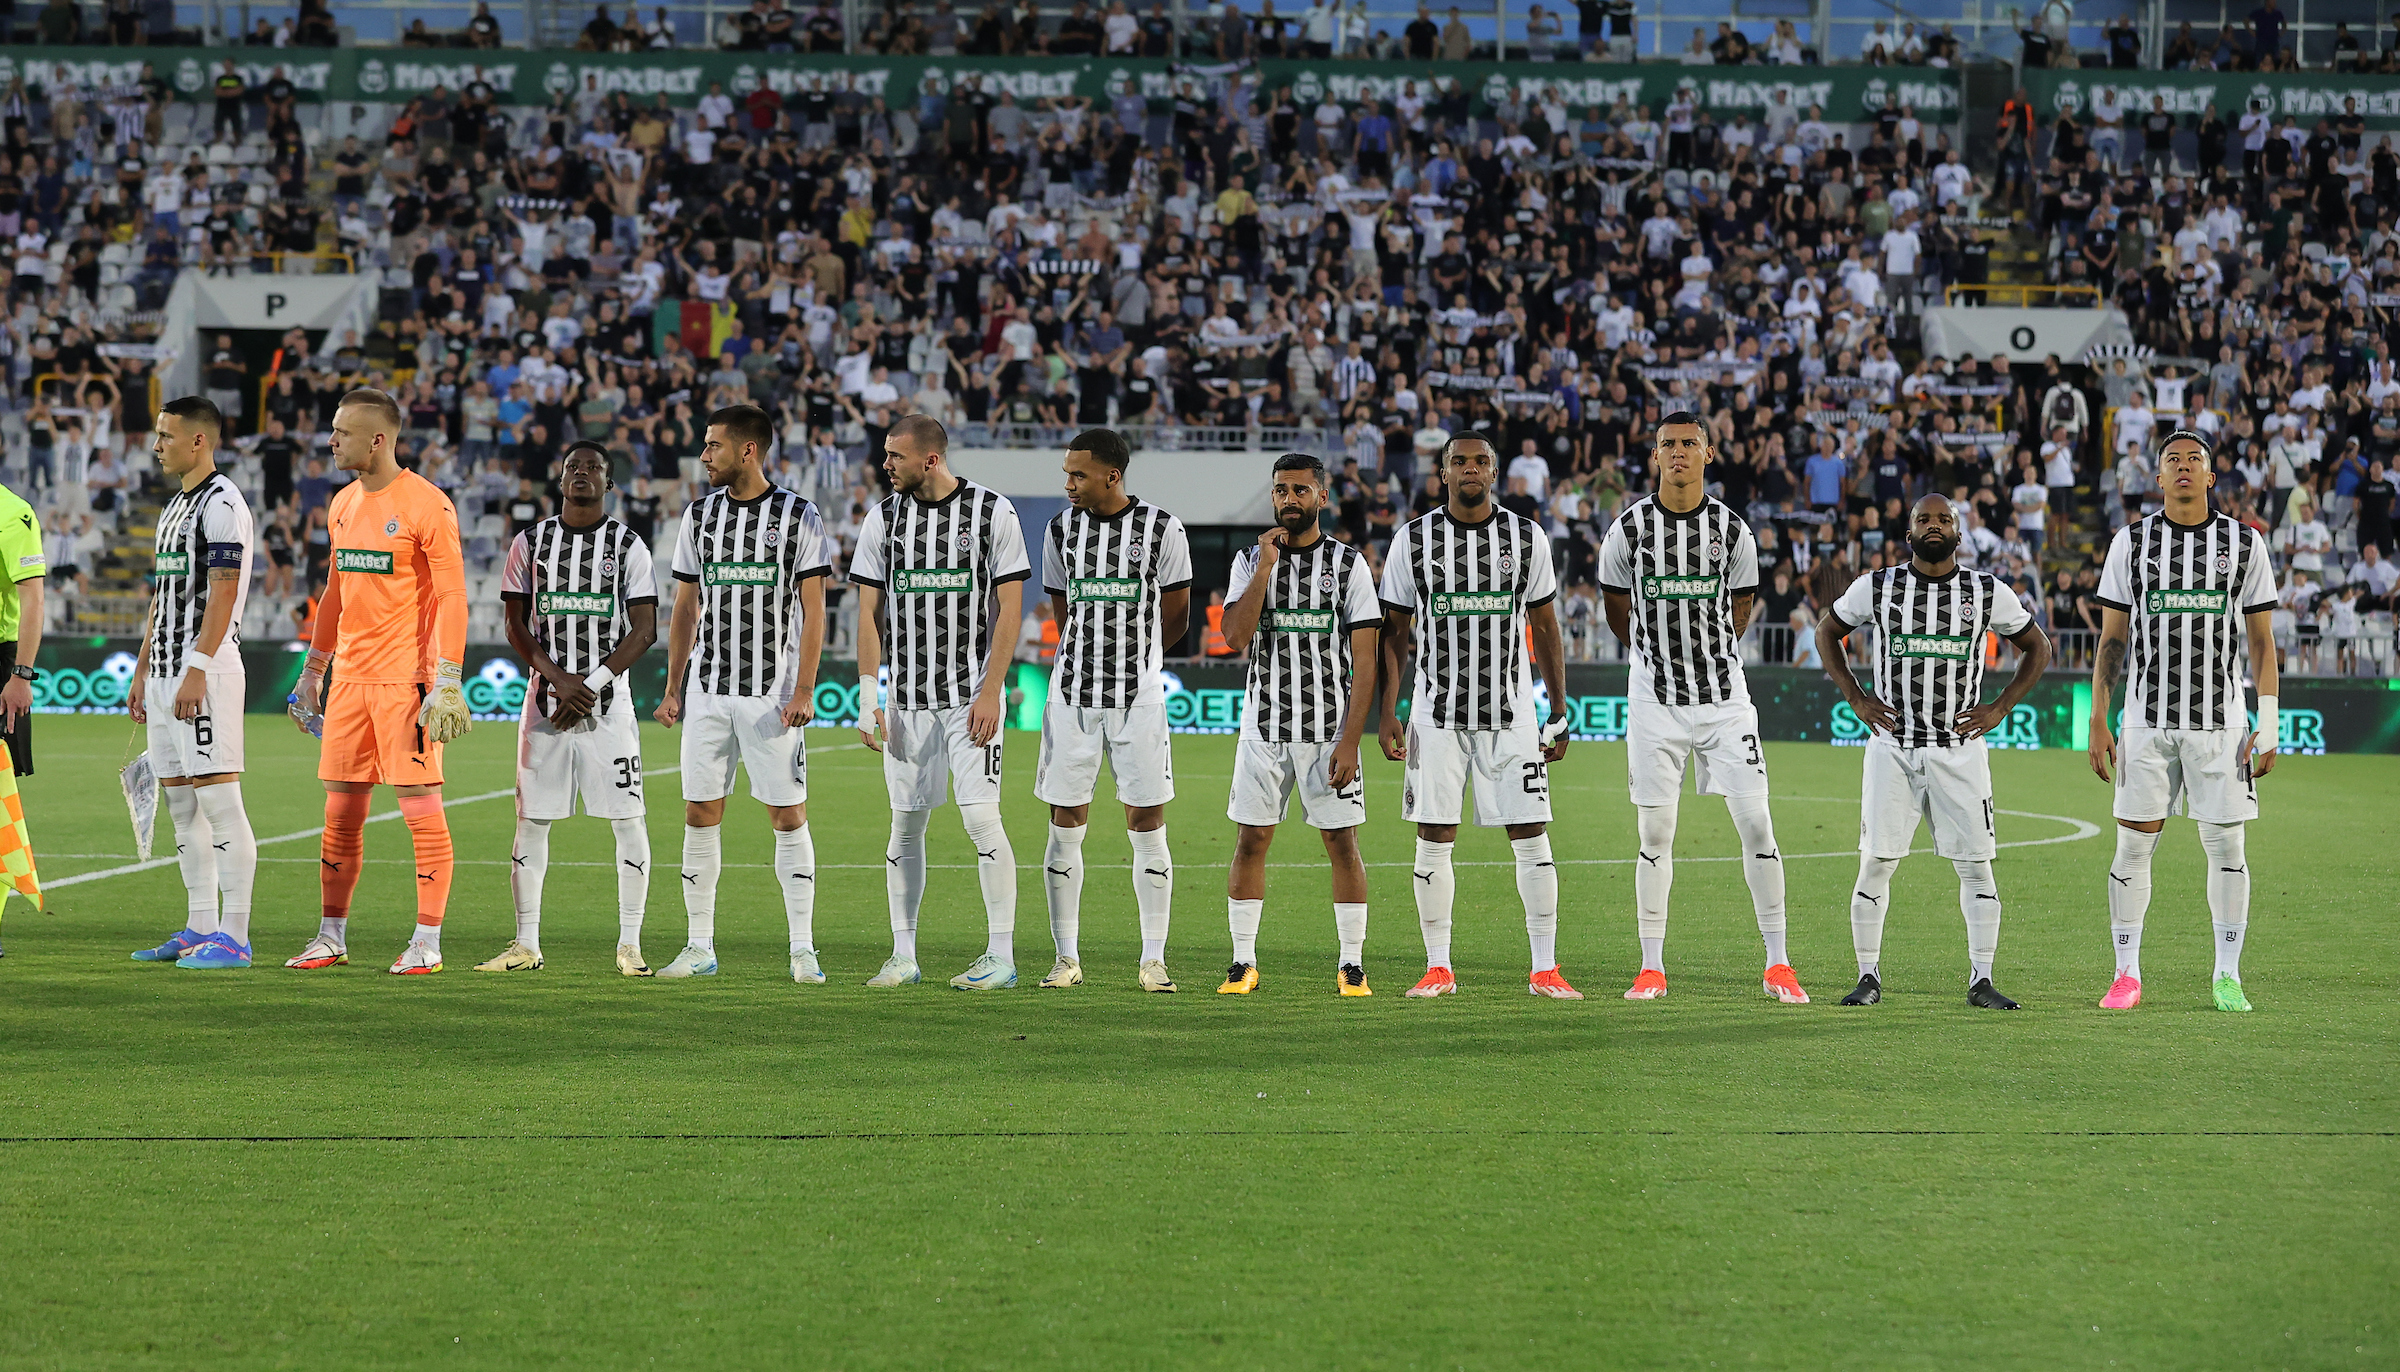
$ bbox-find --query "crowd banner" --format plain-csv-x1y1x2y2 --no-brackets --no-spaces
0,48,1959,119
1919,306,2134,362
26,643,2399,754
2023,69,2400,129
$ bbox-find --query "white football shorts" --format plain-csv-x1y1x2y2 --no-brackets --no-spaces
1858,734,1996,861
679,690,808,807
1402,720,1551,828
144,671,246,779
2112,724,2258,824
518,688,646,821
1625,698,1769,807
1228,736,1366,830
1034,699,1174,809
884,704,1004,811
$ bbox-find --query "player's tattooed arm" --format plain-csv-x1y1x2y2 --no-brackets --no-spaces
1816,612,1897,736
1729,590,1755,636
2087,606,2131,782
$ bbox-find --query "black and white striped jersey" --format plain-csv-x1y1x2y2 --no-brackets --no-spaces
669,486,833,698
146,471,253,678
1378,507,1557,731
1041,499,1194,710
1598,495,1759,707
1226,535,1383,743
1831,566,2032,748
848,479,1032,712
2095,511,2278,731
501,516,659,710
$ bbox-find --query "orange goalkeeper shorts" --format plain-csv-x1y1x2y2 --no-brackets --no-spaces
318,681,445,787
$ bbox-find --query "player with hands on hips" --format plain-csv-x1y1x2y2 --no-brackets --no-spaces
1817,494,2052,1010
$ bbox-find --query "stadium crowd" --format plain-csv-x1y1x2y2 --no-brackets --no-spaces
0,36,2392,674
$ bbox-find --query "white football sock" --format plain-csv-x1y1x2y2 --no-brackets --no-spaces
1044,822,1087,961
1635,800,1678,968
1726,792,1788,967
410,921,440,956
1850,854,1900,977
1130,826,1173,962
1412,837,1455,969
162,784,219,936
193,782,256,946
2108,825,2159,979
1513,834,1559,972
681,823,722,950
959,802,1016,960
777,824,816,956
885,808,930,961
509,817,551,955
2199,820,2249,980
319,915,348,945
1954,857,2001,985
1334,902,1367,967
1228,898,1262,964
611,816,650,948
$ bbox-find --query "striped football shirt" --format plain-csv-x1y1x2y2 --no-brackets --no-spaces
1830,565,2032,748
1227,534,1382,743
849,479,1032,712
669,485,833,698
1042,498,1193,709
1598,494,1759,707
1378,506,1557,730
2095,511,2278,730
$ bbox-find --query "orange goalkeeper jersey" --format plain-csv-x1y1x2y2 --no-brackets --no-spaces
319,470,468,685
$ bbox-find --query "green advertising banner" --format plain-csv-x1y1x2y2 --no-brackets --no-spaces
2023,68,2400,128
0,48,1957,119
35,644,2385,752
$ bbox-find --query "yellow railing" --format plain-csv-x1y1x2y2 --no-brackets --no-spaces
1945,284,2105,308
31,371,161,416
254,250,357,275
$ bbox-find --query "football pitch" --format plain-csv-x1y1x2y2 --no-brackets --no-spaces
0,712,2392,1370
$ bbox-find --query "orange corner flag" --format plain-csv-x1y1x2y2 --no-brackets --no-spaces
0,742,42,913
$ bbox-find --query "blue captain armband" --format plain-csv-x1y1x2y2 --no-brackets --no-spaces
205,543,246,568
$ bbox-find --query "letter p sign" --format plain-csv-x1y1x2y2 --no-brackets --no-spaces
265,292,288,318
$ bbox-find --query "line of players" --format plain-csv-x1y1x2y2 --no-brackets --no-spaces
124,396,2276,1010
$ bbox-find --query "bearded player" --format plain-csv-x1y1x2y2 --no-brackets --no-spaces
1216,453,1382,996
1816,494,2052,1009
2088,430,2280,1012
1600,412,1805,1004
476,441,659,976
285,388,473,975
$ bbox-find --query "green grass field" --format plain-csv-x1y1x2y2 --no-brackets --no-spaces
0,712,2392,1370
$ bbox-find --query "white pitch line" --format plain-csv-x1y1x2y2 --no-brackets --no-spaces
36,774,2102,883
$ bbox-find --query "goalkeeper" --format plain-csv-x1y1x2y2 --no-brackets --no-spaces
283,388,473,976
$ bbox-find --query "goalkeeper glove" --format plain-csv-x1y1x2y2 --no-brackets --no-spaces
419,659,472,744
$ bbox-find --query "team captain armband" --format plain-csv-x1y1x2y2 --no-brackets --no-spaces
205,542,246,568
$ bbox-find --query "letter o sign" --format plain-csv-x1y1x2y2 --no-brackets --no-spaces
2009,326,2037,350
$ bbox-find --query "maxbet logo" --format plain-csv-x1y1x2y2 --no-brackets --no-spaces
2147,587,2228,613
895,568,974,593
1890,633,1975,659
335,548,394,574
1430,591,1513,616
1641,574,1720,600
537,591,615,616
703,561,779,587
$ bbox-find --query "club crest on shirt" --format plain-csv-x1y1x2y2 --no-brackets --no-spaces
2215,550,2230,574
1319,571,1335,592
765,527,782,546
384,518,399,535
1129,537,1147,560
1709,535,1725,563
956,530,974,551
1499,552,1514,575
600,555,618,579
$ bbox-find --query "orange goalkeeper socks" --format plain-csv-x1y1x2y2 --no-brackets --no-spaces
397,794,453,929
320,790,370,920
